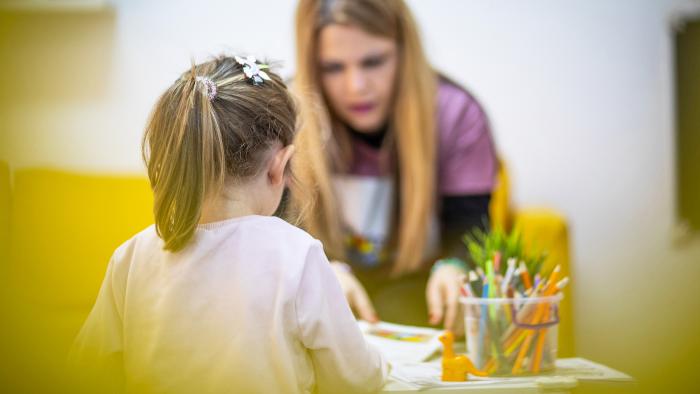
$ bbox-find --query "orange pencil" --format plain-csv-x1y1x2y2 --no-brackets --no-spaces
511,328,537,374
530,276,569,372
502,283,545,346
511,277,568,373
552,277,569,295
519,262,532,290
530,308,550,372
509,300,547,372
502,299,540,346
545,265,561,294
504,331,527,356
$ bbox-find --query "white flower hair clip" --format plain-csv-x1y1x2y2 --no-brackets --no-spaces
235,55,271,86
195,76,217,101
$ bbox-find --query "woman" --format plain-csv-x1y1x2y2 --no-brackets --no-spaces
290,0,497,331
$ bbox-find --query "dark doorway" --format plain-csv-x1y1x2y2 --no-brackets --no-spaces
676,18,700,232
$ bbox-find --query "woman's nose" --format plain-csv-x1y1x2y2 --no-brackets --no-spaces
345,68,368,94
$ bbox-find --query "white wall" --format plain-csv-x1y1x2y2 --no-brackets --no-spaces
2,0,699,391
0,0,299,172
416,2,700,390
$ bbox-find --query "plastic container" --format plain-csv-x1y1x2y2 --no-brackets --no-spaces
461,293,563,376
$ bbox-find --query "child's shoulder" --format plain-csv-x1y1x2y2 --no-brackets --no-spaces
110,224,159,263
93,224,158,281
242,215,318,246
234,216,326,262
197,215,321,252
109,216,322,264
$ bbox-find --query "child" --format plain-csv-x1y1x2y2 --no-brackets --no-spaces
68,55,388,393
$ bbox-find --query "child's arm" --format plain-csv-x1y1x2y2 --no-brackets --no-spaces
67,254,127,393
295,242,389,393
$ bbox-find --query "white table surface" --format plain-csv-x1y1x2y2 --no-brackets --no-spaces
381,357,633,393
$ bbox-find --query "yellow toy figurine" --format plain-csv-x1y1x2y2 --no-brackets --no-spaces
438,330,488,382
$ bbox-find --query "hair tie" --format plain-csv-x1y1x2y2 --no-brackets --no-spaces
195,76,217,101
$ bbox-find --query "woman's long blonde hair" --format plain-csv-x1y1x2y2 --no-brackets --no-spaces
292,0,437,276
142,56,297,252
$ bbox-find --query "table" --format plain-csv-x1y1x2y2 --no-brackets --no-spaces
381,358,634,393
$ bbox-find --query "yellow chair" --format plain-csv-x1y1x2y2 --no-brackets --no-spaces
489,161,574,357
9,168,153,308
0,161,10,269
5,168,153,390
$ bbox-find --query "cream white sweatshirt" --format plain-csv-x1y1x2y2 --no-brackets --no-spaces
69,215,388,394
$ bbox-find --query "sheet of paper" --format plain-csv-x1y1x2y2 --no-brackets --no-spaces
390,361,536,390
358,321,444,364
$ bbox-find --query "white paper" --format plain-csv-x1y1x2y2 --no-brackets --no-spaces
390,361,534,390
358,321,444,364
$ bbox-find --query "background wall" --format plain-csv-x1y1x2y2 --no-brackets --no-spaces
1,0,699,392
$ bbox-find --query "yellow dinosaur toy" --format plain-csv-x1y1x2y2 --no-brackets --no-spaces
438,330,488,381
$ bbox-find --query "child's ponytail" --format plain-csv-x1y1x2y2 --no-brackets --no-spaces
142,65,223,251
142,56,298,252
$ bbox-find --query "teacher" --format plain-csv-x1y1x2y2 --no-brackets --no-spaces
290,0,497,331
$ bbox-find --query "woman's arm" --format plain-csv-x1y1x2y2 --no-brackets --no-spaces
329,261,379,323
427,195,490,331
427,79,497,330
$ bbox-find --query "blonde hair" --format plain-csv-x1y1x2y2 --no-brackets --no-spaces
292,0,437,276
142,56,297,252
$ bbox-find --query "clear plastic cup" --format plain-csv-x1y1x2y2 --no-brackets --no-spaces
461,293,563,376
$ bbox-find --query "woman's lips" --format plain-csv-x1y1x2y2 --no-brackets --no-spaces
348,103,375,114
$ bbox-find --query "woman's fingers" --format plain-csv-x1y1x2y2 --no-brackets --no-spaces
349,282,379,323
426,277,444,326
329,261,379,323
452,306,466,337
427,264,466,327
443,280,460,331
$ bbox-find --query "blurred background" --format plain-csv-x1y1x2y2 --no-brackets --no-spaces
1,0,699,392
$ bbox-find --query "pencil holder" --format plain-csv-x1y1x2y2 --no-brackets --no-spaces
461,294,563,376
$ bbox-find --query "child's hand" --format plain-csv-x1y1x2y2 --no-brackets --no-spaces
330,261,379,323
426,264,465,333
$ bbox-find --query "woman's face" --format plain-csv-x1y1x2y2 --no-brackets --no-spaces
317,24,398,133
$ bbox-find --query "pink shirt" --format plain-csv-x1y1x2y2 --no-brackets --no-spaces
334,78,497,268
348,78,497,195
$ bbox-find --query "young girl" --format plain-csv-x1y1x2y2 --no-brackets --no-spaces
69,56,388,393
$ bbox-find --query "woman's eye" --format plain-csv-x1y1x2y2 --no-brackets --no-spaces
320,63,343,74
362,56,385,69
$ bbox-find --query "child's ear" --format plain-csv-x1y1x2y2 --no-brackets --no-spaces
268,144,295,187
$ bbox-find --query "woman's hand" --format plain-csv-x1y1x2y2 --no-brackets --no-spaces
426,263,466,332
330,261,379,323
